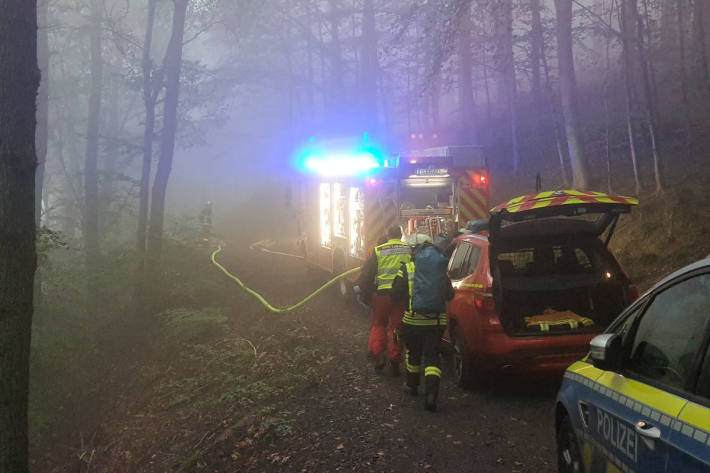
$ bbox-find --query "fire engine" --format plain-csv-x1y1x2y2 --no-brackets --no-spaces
292,142,490,299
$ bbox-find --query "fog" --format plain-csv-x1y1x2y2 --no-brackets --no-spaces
5,0,710,470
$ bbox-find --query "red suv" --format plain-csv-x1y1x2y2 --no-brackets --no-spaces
445,190,639,386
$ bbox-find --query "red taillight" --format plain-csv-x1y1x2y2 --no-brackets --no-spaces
473,173,489,187
628,285,640,302
474,292,495,313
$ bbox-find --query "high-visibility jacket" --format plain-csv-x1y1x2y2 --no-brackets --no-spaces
374,239,411,292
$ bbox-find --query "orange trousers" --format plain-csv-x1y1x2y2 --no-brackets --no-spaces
367,293,404,362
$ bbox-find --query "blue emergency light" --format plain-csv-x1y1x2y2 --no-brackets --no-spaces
302,151,380,177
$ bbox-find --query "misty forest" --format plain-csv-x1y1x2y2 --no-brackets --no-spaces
2,0,710,472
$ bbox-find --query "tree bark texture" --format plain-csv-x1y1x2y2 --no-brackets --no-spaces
84,0,103,299
146,0,189,275
554,0,589,189
0,1,39,471
361,0,378,133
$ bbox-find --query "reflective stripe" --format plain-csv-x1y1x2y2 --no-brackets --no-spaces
403,312,447,326
378,268,400,275
405,350,420,374
378,247,411,257
424,366,442,377
460,283,484,289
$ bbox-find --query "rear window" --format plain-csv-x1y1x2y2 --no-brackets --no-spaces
497,245,596,277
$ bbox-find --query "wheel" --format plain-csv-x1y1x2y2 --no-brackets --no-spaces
451,324,473,387
557,415,584,473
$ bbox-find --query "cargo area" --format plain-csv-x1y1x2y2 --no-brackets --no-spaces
493,235,630,336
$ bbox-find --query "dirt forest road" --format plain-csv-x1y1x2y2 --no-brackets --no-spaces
216,242,560,473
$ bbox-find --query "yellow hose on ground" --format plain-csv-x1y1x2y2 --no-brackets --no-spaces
248,239,305,259
211,246,360,313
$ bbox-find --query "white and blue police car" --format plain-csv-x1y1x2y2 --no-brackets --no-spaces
555,257,710,473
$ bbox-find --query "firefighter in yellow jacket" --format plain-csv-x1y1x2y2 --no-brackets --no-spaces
356,225,411,375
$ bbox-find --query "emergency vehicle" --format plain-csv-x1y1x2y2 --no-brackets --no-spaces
293,144,490,298
556,257,710,473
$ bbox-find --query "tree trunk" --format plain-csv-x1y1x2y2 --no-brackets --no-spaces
146,0,189,278
631,0,664,192
677,0,692,146
327,0,344,117
554,0,589,189
0,1,39,471
541,37,570,187
84,0,103,301
619,0,642,195
305,0,315,124
36,0,49,228
458,4,476,144
35,0,49,304
361,0,378,133
494,0,520,172
693,0,710,95
530,0,543,101
135,0,158,316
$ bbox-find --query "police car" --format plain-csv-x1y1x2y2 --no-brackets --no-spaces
555,257,710,473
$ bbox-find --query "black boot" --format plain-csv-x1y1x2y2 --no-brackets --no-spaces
373,353,386,372
405,371,419,396
423,375,440,412
390,359,401,377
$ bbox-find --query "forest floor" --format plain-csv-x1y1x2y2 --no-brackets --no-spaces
34,241,559,473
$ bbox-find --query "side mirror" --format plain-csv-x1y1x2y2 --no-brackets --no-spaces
589,333,622,371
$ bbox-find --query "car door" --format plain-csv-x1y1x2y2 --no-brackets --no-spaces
665,273,710,472
588,272,710,473
444,241,471,339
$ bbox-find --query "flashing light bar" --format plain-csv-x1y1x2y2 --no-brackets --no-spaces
303,151,381,177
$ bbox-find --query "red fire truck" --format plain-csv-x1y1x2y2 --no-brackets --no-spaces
294,145,490,298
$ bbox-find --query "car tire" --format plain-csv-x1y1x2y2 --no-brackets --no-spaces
451,324,473,388
557,415,584,473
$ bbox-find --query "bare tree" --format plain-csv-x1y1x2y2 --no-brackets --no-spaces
457,3,476,143
84,0,103,301
554,0,589,189
135,0,159,315
146,0,190,276
493,0,520,172
0,1,39,471
361,0,378,132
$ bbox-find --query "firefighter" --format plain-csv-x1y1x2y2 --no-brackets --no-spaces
392,234,454,412
356,225,411,375
199,201,213,241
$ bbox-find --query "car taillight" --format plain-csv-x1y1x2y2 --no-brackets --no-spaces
474,292,495,313
628,285,639,302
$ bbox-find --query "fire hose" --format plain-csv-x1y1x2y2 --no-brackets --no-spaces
211,246,361,313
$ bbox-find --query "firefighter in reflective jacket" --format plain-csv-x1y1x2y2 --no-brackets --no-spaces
356,225,411,375
392,235,454,411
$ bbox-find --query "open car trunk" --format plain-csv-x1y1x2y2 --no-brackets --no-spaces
493,235,629,336
488,190,638,337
